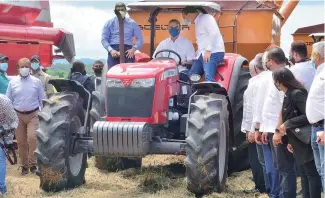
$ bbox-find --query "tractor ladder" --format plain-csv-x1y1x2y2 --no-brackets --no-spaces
217,1,249,53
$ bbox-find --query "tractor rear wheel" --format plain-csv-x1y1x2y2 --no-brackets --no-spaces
35,92,87,192
228,68,250,173
185,93,229,196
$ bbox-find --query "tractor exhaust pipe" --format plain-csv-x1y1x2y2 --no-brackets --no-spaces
114,9,125,63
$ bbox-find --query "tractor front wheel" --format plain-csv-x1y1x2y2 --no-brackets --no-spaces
35,92,87,192
185,93,229,196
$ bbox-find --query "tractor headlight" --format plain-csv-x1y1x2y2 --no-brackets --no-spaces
106,78,124,87
130,78,155,88
190,74,201,83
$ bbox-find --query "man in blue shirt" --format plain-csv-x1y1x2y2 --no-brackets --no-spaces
101,2,144,69
0,54,9,94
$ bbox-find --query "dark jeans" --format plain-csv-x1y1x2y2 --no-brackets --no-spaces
189,52,225,82
256,144,271,193
107,44,135,69
262,137,280,198
269,133,296,198
298,160,322,198
248,143,266,192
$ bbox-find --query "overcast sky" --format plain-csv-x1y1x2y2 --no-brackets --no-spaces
50,0,325,59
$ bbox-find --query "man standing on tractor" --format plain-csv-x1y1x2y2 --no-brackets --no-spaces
101,2,144,69
153,19,196,76
182,6,225,82
6,58,45,175
30,55,54,98
0,54,9,94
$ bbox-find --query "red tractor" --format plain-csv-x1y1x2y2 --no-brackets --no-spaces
35,2,250,196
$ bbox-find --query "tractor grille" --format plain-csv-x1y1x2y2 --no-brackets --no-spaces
106,87,155,117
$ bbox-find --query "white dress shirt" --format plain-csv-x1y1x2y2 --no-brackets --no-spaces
289,61,316,92
306,63,324,124
194,13,225,59
261,71,285,133
241,76,258,133
153,36,196,64
6,75,45,112
251,71,272,131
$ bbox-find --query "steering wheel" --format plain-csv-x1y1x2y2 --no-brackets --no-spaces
154,49,182,65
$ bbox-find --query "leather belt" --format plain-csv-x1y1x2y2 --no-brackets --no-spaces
312,119,324,127
15,108,39,115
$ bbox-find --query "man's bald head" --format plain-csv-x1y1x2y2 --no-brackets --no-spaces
17,58,31,69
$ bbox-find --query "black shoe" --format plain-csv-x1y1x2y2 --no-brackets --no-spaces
30,166,37,174
21,167,29,176
244,188,261,194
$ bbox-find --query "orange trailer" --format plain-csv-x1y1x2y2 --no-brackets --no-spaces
128,0,299,61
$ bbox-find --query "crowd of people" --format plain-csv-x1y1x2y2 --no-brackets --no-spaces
242,41,325,198
0,54,104,196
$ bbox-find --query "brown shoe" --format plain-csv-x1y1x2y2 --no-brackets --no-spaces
21,167,29,175
30,166,37,175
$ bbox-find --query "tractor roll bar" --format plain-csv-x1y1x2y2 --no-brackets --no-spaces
148,8,162,58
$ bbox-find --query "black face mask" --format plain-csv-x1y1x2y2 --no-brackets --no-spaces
274,82,281,91
94,69,102,76
289,55,295,65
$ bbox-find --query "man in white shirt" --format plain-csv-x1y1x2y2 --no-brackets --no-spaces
306,41,325,189
262,47,297,198
242,54,268,194
253,51,280,197
182,6,225,82
153,19,196,79
6,58,45,176
288,41,316,92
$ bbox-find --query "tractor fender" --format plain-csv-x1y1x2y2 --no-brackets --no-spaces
227,56,248,107
48,79,91,134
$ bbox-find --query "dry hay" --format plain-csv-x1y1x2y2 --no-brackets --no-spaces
38,165,63,187
4,155,304,198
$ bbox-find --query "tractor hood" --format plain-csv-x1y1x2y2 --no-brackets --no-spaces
106,59,177,79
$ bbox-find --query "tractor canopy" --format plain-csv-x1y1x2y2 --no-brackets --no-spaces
127,1,221,58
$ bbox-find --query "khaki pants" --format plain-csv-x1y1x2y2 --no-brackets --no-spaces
16,111,39,168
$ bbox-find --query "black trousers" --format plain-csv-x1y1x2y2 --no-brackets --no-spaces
298,160,322,198
248,142,266,192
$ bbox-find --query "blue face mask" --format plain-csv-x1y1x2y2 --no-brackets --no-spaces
169,27,180,37
31,62,40,70
0,63,8,72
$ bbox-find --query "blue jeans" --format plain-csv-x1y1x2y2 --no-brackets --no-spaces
107,44,135,69
0,147,7,194
189,52,225,82
311,125,325,190
262,141,280,198
256,144,271,194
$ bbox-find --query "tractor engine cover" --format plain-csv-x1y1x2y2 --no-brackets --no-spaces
92,121,151,157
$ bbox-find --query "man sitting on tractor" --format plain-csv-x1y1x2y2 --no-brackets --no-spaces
69,61,95,94
182,6,225,82
152,19,196,81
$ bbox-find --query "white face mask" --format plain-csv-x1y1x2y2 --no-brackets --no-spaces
19,68,30,77
119,11,126,18
184,19,192,25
